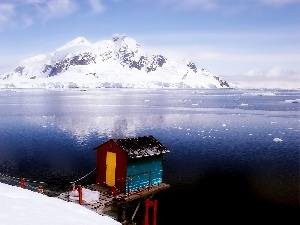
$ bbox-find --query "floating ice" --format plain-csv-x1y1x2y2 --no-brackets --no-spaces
273,138,283,142
285,99,300,103
244,92,276,96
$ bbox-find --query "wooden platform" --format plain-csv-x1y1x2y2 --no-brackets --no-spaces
56,183,170,219
56,185,114,214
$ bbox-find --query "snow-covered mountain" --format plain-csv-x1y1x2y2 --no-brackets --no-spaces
0,34,230,89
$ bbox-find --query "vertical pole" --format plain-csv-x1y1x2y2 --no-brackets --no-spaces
127,176,131,195
144,200,149,225
117,202,126,223
78,185,83,205
152,200,157,225
20,178,25,188
144,199,158,225
148,171,152,191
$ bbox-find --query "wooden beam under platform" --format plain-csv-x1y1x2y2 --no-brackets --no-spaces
113,183,170,203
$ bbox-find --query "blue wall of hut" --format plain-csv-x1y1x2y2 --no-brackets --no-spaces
126,155,163,193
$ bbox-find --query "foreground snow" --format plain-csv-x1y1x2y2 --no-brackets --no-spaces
0,182,120,225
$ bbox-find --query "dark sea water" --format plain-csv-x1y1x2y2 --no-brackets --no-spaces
0,88,299,224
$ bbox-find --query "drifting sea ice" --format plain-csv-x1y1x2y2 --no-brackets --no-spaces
284,99,300,103
273,138,283,142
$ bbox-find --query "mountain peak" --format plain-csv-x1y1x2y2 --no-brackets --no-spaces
111,34,141,56
56,37,91,51
112,34,127,42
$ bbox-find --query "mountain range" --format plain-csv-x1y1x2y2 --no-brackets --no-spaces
0,34,230,89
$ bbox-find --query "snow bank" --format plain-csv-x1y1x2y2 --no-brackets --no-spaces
0,182,120,225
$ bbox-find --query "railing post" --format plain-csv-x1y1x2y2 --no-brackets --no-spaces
78,185,83,205
20,178,25,188
148,171,152,191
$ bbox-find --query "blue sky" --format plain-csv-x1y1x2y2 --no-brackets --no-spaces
0,0,299,88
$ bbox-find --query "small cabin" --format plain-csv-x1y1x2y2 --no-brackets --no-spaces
93,135,170,194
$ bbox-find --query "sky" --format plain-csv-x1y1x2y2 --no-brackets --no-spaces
0,0,299,89
0,182,121,225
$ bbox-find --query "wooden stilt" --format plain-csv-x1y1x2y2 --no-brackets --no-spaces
144,199,157,225
118,202,126,223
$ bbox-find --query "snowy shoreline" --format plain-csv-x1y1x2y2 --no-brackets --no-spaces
0,182,120,225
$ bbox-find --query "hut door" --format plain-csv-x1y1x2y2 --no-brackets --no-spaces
106,151,116,186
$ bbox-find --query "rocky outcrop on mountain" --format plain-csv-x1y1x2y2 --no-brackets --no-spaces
0,34,230,89
43,52,97,77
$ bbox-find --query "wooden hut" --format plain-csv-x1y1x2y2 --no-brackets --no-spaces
93,135,170,194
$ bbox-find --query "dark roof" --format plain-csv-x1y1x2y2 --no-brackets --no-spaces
112,135,170,159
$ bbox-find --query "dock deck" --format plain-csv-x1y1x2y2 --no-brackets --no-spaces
56,183,170,216
57,185,114,214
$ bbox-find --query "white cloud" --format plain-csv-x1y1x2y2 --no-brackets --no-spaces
1,0,299,31
0,3,15,29
23,0,44,3
137,31,300,46
260,0,300,6
175,0,218,10
0,0,107,30
0,0,79,29
245,69,264,77
88,0,106,13
266,66,299,78
137,0,299,12
21,14,34,28
231,66,300,89
35,0,78,20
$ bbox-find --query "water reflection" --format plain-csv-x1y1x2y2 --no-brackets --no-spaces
0,88,299,224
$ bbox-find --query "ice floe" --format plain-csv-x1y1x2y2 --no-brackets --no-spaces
243,92,276,96
273,138,283,142
284,99,300,103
